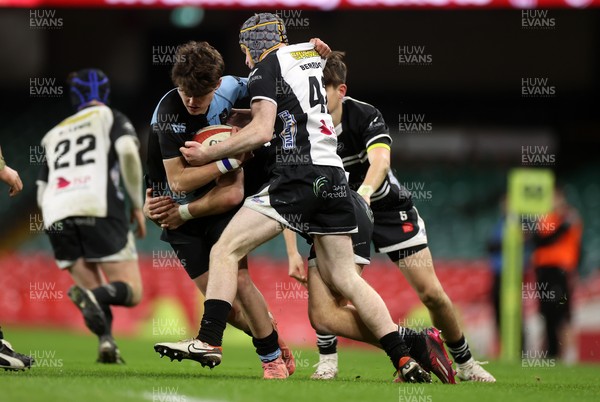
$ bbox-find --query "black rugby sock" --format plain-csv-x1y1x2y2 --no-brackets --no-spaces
92,282,133,306
252,330,281,362
99,304,113,336
197,299,231,347
380,331,411,370
398,326,420,351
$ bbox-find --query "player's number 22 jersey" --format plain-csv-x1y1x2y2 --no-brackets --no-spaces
39,105,133,228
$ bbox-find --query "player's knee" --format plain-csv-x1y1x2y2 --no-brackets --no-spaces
128,283,143,306
308,308,331,334
235,270,253,293
419,285,446,310
328,272,360,298
209,242,228,265
224,187,244,208
210,240,239,265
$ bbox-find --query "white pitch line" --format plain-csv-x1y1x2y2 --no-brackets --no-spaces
140,391,226,402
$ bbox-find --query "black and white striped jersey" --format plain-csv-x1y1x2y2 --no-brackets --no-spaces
38,105,136,228
247,43,343,172
336,97,412,210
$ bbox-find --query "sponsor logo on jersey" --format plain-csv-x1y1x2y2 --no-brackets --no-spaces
319,119,334,136
218,109,229,124
56,175,92,190
367,116,386,132
290,49,319,60
278,110,297,149
248,69,262,85
57,177,70,189
171,123,186,133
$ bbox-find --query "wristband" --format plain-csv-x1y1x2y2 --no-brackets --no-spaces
178,204,194,221
357,184,374,198
216,158,240,174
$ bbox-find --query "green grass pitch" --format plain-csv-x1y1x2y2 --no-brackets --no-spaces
1,327,599,402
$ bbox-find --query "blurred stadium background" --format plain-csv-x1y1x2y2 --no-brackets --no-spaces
0,1,599,364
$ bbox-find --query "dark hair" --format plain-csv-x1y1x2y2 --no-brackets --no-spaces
323,51,347,87
171,41,224,97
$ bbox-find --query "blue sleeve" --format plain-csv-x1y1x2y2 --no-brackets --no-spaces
207,76,249,125
219,75,248,105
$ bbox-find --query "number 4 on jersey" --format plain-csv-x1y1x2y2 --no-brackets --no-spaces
308,76,326,114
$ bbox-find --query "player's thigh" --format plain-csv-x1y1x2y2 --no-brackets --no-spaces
397,247,443,295
212,206,282,259
100,260,142,289
68,259,103,288
312,234,357,286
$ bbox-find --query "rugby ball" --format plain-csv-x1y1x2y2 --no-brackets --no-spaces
193,125,232,147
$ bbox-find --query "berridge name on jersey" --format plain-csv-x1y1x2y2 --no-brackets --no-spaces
40,105,113,228
248,43,343,170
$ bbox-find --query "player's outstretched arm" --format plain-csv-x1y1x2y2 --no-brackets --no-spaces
358,146,391,205
180,100,275,167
